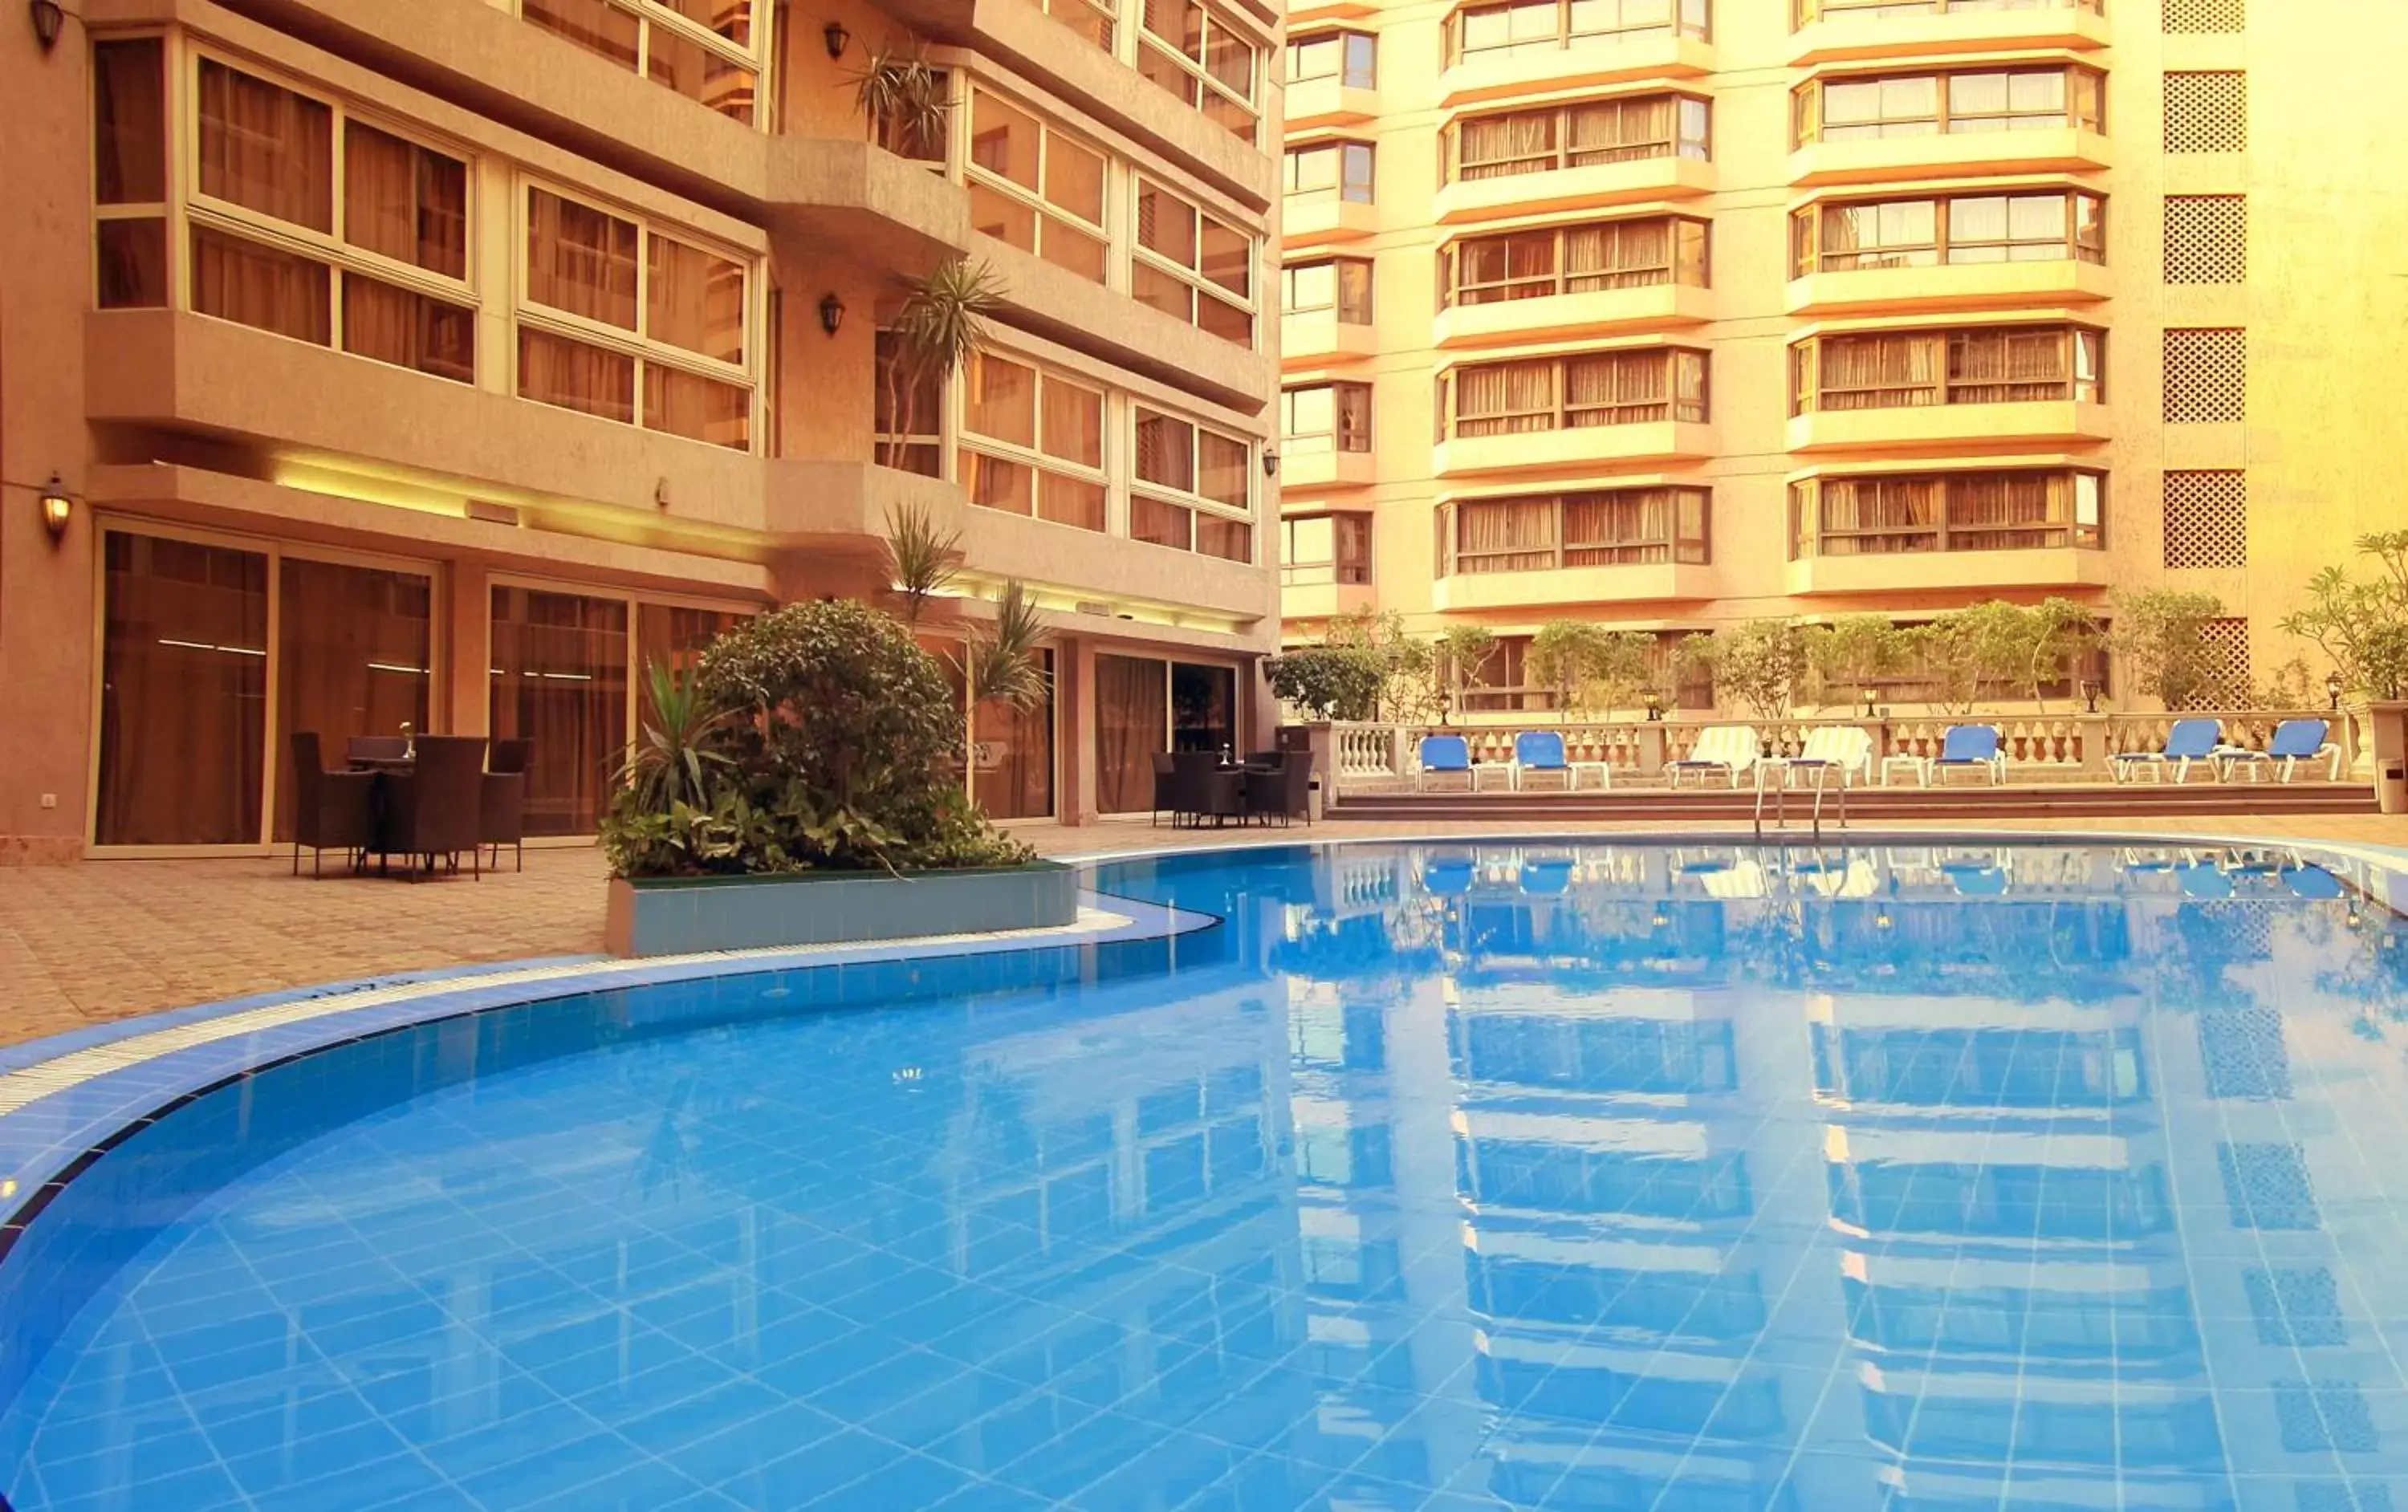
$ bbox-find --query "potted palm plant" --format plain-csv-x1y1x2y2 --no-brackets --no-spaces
876,258,1003,472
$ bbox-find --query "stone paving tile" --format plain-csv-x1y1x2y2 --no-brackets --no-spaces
1,809,2403,1048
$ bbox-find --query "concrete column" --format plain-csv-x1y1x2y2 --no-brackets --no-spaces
1059,636,1096,826
1633,720,1669,778
448,563,491,736
2076,711,2111,775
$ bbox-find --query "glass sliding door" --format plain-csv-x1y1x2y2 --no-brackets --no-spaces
1173,662,1239,755
274,559,432,840
635,604,742,685
1095,654,1168,814
974,649,1055,819
490,586,630,835
96,533,268,845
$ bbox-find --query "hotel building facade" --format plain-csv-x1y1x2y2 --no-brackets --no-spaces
1275,0,2407,713
0,0,1286,862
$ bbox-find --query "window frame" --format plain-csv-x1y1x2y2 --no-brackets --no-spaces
1284,140,1377,204
1446,93,1711,183
1796,0,2100,25
1443,215,1709,307
1788,468,2108,557
1286,29,1377,87
1132,404,1256,562
178,45,480,382
1280,380,1373,456
1788,323,2106,414
1283,257,1374,323
1282,512,1373,586
1132,176,1256,348
1446,0,1710,65
1139,0,1261,143
954,349,1112,534
517,0,767,128
964,84,1112,288
1792,189,2107,274
1441,348,1710,438
1440,486,1710,575
515,174,761,450
1793,64,2107,146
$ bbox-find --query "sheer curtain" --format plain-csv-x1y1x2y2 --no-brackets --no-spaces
527,189,638,327
1455,362,1552,436
1095,655,1167,812
1458,111,1555,179
198,61,331,230
648,236,745,363
95,39,165,204
1458,499,1556,572
1568,96,1671,164
1821,334,1938,410
274,559,432,841
191,227,329,343
344,124,466,278
520,328,633,421
1566,352,1667,425
490,587,629,836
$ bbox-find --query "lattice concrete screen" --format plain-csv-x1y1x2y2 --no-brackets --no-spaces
2163,0,2245,32
2163,328,2247,422
2195,616,2253,708
2164,469,2247,567
2165,195,2247,283
2166,71,2248,152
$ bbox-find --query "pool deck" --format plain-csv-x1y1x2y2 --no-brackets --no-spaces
6,808,2408,1047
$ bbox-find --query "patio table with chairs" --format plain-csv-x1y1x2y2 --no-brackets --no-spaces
289,731,533,879
1151,749,1316,828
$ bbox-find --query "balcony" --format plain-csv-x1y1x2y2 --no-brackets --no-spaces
1437,155,1714,225
1789,258,2113,317
1790,1,2110,67
974,234,1273,411
767,138,972,279
1436,421,1715,478
1433,561,1714,612
1787,545,2111,595
1435,283,1713,350
1282,310,1379,365
1283,195,1381,246
1789,400,2111,454
1439,35,1715,110
1287,77,1381,129
1790,128,2110,188
1278,449,1377,490
960,504,1274,625
1283,580,1380,620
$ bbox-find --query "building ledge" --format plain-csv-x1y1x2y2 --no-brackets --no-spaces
1282,313,1379,368
1438,35,1715,110
1283,197,1381,247
1435,421,1717,478
1790,128,2111,189
1283,582,1379,621
1277,451,1376,490
1788,259,2113,318
1786,547,2111,595
1433,562,1715,612
767,138,972,278
976,236,1272,413
1287,79,1382,131
1788,400,2111,456
1788,6,2110,67
1435,156,1714,226
1434,283,1713,351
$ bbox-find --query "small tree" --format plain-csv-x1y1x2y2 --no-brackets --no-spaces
965,580,1049,712
878,259,1002,470
2014,597,2103,711
852,46,950,160
2280,531,2408,701
1266,645,1385,721
1681,620,1805,723
1433,624,1499,723
1800,616,1913,711
2109,587,2231,709
881,502,962,624
1528,620,1656,717
1327,608,1443,724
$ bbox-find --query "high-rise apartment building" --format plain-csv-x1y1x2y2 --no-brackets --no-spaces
1275,0,2407,714
0,0,1286,861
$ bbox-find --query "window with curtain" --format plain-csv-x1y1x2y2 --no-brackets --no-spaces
1281,382,1372,454
874,327,945,476
185,56,475,382
92,39,168,309
1283,258,1373,323
1798,0,2101,19
974,648,1056,819
1135,179,1255,347
1449,94,1707,181
273,558,433,843
1797,65,2105,144
1139,0,1259,142
1023,0,1117,51
1283,514,1373,584
1450,0,1708,60
1287,30,1376,87
1448,349,1706,435
490,586,631,836
520,184,755,449
1094,653,1169,812
523,0,762,125
1793,324,2101,412
1284,141,1374,202
967,88,1109,287
1797,469,2105,556
1447,486,1708,572
1135,407,1252,561
96,532,269,846
958,352,1108,532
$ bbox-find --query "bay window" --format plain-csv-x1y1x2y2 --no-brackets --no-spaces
1793,64,2105,144
1282,383,1373,455
521,0,763,126
519,185,755,449
1790,324,2104,413
1792,190,2105,274
1441,487,1709,574
1446,93,1710,181
1134,408,1254,561
1287,30,1377,87
1441,348,1709,437
1446,0,1710,63
958,352,1109,532
1284,514,1373,585
1788,469,2105,557
1797,0,2100,23
1134,180,1255,346
1285,258,1373,323
184,56,474,384
93,38,169,308
1140,0,1260,142
1286,140,1376,203
1442,216,1707,306
968,89,1109,286
1022,0,1118,50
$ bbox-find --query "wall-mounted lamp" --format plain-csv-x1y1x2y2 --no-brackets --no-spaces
823,19,850,59
2327,669,2345,710
29,0,64,51
37,474,71,543
1262,449,1279,479
817,292,844,336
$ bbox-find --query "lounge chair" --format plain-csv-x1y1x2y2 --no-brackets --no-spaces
1941,851,2010,896
2174,856,2234,899
2110,717,2223,784
1507,732,1612,792
1422,853,1476,896
1668,726,1759,789
1918,725,2005,786
1791,726,1874,788
2283,864,2345,900
1519,855,1575,894
1418,734,1474,791
2219,718,2342,782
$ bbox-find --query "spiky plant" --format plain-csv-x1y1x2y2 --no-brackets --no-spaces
852,47,950,160
966,580,1050,710
882,502,963,624
880,258,1003,469
620,659,736,812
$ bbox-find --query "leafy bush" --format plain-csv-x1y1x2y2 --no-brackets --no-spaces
2109,588,2231,709
1676,620,1805,723
2280,532,2408,701
600,600,1035,879
1527,620,1657,717
1265,644,1385,721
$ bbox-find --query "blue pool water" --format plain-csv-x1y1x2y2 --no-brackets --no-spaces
5,840,2408,1512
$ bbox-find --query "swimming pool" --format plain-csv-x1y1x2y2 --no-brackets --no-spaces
4,839,2407,1511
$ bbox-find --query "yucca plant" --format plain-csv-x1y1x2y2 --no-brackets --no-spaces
878,258,1003,469
882,502,963,624
620,659,736,813
852,47,950,161
966,579,1050,710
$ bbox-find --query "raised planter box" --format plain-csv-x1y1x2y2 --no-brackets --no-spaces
604,862,1080,957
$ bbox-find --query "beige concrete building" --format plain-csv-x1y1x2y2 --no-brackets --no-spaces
0,0,1287,862
1275,0,2408,715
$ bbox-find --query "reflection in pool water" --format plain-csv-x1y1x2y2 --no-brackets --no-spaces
5,842,2408,1511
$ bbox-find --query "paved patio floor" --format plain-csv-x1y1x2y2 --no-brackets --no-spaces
5,809,2405,1048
